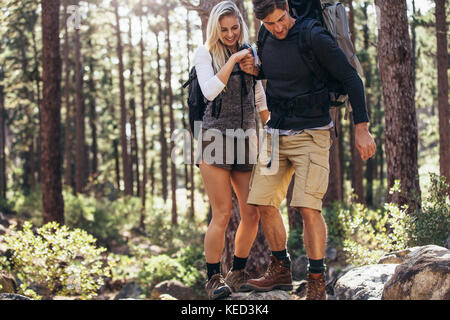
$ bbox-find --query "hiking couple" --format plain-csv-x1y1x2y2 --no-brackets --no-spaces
192,0,376,300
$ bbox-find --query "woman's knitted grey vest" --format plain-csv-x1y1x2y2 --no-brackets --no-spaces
201,63,256,135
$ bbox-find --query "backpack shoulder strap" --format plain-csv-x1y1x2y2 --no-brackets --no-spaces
183,66,197,88
256,24,270,62
297,18,328,88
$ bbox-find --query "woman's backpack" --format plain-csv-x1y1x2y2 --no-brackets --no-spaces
182,67,207,138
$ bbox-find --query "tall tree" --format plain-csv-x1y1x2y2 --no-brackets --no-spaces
434,0,449,192
164,3,177,224
128,16,140,198
87,38,98,179
62,0,73,191
0,64,6,201
113,0,133,196
323,109,343,207
154,29,168,202
139,0,147,229
74,0,86,194
41,0,64,224
347,0,365,205
375,0,421,211
362,1,374,206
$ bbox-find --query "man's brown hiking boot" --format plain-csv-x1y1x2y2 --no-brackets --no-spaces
305,272,327,300
241,256,293,292
225,269,251,292
205,273,231,300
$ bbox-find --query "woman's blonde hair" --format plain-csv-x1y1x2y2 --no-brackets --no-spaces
206,1,250,73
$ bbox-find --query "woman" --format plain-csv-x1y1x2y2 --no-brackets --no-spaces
193,1,270,300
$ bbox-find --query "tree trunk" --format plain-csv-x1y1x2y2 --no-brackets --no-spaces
155,32,168,202
113,0,133,196
164,5,177,225
347,0,365,205
323,109,343,207
63,1,73,190
139,2,147,229
41,0,64,224
128,16,140,198
74,0,85,194
87,43,98,179
375,0,421,211
362,2,374,207
435,0,450,193
0,66,6,201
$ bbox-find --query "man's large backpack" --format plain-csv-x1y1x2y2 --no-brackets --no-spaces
257,0,363,114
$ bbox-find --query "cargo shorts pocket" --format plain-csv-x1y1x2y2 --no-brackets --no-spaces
305,152,330,199
304,129,331,149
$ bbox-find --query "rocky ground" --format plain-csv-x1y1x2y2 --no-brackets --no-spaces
1,211,449,300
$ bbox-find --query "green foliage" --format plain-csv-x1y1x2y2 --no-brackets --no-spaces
137,248,204,295
338,201,412,266
144,205,205,254
408,173,450,247
0,221,111,300
331,174,449,267
65,189,146,249
10,185,43,225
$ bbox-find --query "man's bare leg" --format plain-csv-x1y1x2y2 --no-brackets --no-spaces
258,205,287,251
299,207,328,262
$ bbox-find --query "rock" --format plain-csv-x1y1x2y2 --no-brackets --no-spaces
226,290,291,300
113,281,144,300
291,255,308,280
0,270,17,293
334,264,397,300
445,236,450,250
326,265,353,296
378,247,422,264
0,293,32,300
382,245,450,300
151,280,201,300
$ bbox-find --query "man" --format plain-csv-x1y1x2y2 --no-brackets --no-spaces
238,0,376,300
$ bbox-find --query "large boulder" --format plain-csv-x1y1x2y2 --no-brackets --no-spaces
382,245,450,300
151,280,202,300
334,264,397,300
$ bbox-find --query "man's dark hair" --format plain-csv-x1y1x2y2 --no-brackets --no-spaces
252,0,287,20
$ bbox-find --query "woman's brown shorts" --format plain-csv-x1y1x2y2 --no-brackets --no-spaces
197,129,258,172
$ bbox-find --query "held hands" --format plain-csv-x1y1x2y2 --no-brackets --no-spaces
232,48,253,63
236,50,259,76
355,122,376,160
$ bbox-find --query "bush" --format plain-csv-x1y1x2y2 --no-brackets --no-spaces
144,206,205,254
337,174,449,266
137,252,203,295
0,221,111,299
64,191,142,248
408,173,449,246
